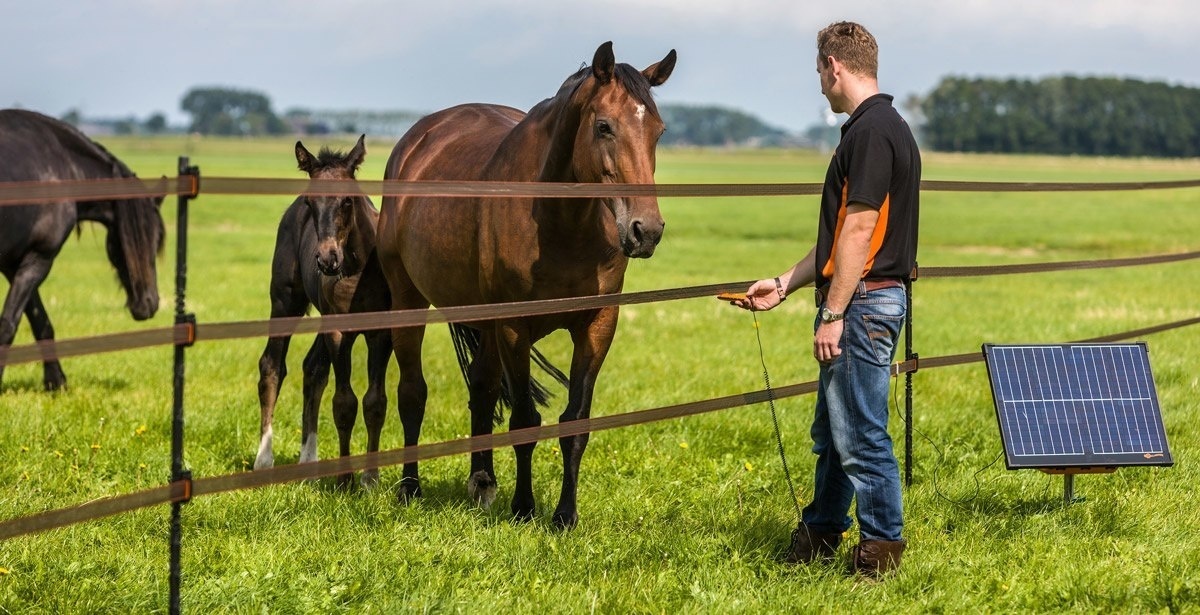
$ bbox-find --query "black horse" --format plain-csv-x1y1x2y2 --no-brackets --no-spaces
0,109,164,391
255,135,392,488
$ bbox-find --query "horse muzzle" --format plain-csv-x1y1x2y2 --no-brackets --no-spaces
621,217,665,259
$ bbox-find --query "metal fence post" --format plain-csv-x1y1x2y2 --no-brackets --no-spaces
170,158,199,614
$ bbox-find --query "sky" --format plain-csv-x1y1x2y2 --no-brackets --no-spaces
4,0,1199,134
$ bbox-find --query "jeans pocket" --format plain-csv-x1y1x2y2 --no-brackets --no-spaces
859,313,904,366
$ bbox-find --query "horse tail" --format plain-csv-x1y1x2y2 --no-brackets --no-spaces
448,323,569,424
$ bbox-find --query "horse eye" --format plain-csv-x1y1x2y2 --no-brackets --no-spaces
596,120,613,137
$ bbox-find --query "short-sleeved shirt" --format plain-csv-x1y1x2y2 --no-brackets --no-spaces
814,93,921,288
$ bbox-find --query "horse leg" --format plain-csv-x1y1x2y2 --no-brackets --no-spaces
22,289,66,391
392,322,428,502
496,322,539,521
360,329,391,490
552,309,618,529
256,280,308,470
0,257,53,391
329,331,359,489
466,330,503,508
300,334,332,467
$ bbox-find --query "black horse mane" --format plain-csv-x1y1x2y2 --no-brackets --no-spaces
559,62,660,115
306,146,361,178
34,112,140,180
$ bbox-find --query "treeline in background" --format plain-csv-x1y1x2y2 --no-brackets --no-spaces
918,76,1200,158
47,77,1200,158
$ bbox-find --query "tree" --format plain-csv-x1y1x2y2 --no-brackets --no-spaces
144,113,168,134
180,86,287,136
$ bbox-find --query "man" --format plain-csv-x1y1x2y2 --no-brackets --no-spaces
730,21,920,577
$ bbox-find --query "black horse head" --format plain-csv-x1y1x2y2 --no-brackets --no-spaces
296,134,367,276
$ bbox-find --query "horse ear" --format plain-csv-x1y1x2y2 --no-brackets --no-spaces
295,141,316,174
642,49,677,87
346,134,367,173
592,41,615,84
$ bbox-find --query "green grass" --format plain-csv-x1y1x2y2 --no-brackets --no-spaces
2,137,1199,613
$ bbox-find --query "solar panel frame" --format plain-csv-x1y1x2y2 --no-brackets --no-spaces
982,342,1172,470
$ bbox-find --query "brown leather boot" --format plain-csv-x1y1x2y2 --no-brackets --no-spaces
850,539,907,578
785,524,842,564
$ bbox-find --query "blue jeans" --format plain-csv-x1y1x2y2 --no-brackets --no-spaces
802,283,906,542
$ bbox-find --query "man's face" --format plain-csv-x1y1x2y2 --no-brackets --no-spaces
816,55,840,112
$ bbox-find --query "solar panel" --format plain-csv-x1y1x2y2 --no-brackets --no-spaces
982,343,1172,470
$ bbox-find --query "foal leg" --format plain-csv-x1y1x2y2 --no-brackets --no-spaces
300,334,332,466
329,331,360,488
360,329,391,489
23,290,66,391
256,282,308,470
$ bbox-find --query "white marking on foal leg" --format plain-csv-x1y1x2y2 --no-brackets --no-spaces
298,432,318,464
254,426,274,470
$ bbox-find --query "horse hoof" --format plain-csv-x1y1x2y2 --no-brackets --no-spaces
360,469,380,490
396,478,422,504
552,511,578,530
332,471,358,490
511,502,536,523
466,470,497,508
253,454,274,471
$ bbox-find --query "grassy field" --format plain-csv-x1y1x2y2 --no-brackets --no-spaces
1,136,1199,613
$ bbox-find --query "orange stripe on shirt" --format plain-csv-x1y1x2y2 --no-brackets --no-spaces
822,182,891,279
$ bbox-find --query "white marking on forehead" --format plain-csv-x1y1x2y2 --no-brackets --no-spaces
635,104,646,122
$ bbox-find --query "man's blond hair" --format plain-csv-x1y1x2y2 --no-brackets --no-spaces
817,21,878,79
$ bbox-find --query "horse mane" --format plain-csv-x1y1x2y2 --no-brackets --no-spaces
31,111,140,180
554,61,660,115
308,146,360,178
32,112,167,281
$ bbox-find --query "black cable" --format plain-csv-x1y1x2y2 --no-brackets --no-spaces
750,311,804,524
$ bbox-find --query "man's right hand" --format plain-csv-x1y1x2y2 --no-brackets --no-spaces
730,278,783,312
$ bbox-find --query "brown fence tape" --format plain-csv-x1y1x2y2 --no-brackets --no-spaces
5,248,1200,368
3,175,1200,206
4,312,1197,541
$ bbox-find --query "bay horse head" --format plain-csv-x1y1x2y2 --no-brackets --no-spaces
107,190,165,321
295,134,367,276
561,41,676,258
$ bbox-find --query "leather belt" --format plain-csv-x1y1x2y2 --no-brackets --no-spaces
815,278,905,307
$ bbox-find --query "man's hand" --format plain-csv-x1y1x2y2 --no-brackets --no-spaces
814,320,844,363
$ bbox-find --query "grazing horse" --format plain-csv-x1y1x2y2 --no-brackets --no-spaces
0,109,164,391
255,135,392,488
377,42,676,527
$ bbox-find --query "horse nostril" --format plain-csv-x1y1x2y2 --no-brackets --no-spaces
630,220,644,245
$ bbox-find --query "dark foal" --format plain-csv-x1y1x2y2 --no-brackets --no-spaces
255,135,392,487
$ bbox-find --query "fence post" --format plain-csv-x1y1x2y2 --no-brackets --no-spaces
904,275,915,488
170,158,199,615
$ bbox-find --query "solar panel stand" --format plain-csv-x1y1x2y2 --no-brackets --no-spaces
1039,467,1117,504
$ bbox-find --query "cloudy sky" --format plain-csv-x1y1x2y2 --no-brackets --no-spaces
4,0,1198,133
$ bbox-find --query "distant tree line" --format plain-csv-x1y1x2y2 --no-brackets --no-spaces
920,76,1200,157
180,87,287,136
657,104,794,147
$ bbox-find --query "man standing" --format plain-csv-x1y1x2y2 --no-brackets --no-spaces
730,21,920,577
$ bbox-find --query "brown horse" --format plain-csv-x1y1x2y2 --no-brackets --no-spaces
377,41,676,528
255,136,392,488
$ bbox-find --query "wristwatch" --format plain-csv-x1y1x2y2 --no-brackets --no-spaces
819,306,844,323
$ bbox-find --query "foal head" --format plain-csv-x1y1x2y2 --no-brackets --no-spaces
565,42,676,258
295,134,367,276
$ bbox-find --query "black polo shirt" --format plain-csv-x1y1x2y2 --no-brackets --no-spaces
814,93,921,288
